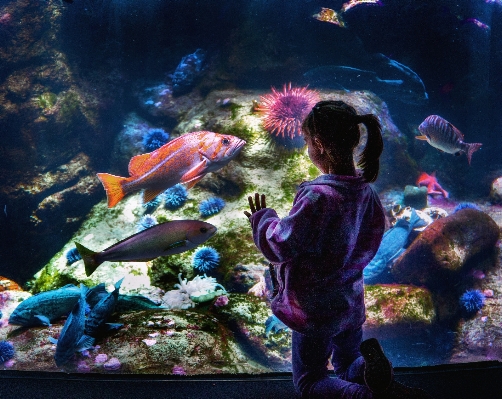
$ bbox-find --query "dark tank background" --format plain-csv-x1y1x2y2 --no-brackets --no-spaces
0,0,502,372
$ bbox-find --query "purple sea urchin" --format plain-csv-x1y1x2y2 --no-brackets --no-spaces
256,83,319,140
192,246,220,273
164,184,188,210
136,214,158,232
460,289,485,315
142,128,170,152
199,197,225,216
0,341,15,364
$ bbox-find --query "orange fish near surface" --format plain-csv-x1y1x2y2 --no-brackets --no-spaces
97,131,246,208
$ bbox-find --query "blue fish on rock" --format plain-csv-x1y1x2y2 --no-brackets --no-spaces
51,284,95,367
9,285,83,327
363,209,426,283
85,278,124,337
9,284,105,327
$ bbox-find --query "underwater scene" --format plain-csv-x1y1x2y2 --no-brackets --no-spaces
1,0,502,376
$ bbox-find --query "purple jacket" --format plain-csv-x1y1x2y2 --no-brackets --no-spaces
250,174,385,335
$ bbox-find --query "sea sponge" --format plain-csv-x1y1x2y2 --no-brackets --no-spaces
164,184,188,210
142,128,170,152
192,246,220,273
0,341,15,364
199,197,225,217
136,214,158,232
459,289,485,315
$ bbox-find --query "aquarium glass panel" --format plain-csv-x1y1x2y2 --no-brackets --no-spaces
0,0,501,375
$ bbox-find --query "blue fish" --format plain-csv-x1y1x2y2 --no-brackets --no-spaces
51,285,94,367
265,315,289,337
115,294,162,312
85,278,124,337
363,209,426,283
9,284,104,327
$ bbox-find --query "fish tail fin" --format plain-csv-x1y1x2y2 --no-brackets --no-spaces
96,173,127,208
466,143,482,165
75,242,102,277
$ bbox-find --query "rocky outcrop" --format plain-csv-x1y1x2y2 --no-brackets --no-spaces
392,209,500,287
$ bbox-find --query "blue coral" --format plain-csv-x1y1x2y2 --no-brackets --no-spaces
66,247,82,265
142,128,170,152
164,184,188,210
136,214,158,232
453,202,481,213
192,246,220,273
460,289,485,315
199,197,225,217
0,341,15,364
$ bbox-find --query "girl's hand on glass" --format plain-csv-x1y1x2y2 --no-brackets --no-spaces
244,193,267,219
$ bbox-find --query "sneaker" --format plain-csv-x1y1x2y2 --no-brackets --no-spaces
360,338,394,393
373,381,435,399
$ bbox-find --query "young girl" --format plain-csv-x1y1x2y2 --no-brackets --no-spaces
245,101,433,399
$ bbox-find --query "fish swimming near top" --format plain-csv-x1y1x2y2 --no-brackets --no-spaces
75,220,217,276
97,131,246,208
363,209,427,283
9,284,103,327
416,115,482,165
51,284,94,367
85,278,123,337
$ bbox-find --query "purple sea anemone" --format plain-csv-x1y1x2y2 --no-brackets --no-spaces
103,357,121,371
172,365,186,375
256,83,319,140
460,289,485,315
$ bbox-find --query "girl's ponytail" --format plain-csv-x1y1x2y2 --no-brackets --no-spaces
357,114,383,183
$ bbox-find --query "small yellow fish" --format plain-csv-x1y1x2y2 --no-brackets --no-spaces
313,8,346,28
97,131,246,208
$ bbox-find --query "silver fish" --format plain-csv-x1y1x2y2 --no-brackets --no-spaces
416,115,482,165
75,220,217,276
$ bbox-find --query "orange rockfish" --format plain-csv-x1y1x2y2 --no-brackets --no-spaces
97,131,246,208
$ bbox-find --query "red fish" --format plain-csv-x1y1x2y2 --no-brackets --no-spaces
416,172,449,198
97,131,246,208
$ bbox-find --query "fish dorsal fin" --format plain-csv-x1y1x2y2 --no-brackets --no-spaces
449,123,464,140
128,153,151,177
143,188,164,204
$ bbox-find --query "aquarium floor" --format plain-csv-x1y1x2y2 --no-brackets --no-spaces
0,361,500,399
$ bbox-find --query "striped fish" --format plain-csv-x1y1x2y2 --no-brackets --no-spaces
416,115,482,165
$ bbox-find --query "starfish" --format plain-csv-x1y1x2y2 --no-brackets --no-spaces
416,172,449,198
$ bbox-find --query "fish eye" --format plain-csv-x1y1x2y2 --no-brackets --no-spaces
200,227,208,233
222,138,230,145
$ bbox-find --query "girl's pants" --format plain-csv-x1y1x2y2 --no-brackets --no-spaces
292,327,374,399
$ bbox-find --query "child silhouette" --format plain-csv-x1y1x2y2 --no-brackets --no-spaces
245,100,433,398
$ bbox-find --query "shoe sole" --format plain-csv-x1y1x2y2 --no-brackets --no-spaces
360,338,394,393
